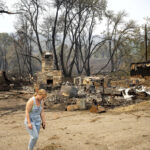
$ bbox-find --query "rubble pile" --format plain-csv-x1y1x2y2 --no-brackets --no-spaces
60,85,78,98
1,68,150,112
43,75,150,111
22,86,34,93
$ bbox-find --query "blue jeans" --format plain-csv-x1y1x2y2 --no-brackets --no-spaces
25,123,41,150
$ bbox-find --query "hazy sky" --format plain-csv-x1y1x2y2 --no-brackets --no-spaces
0,0,150,33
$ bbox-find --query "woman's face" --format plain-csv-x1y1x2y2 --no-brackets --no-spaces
37,95,46,101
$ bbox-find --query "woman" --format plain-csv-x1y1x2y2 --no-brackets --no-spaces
24,89,47,150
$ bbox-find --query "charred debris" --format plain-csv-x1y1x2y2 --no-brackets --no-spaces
1,53,150,112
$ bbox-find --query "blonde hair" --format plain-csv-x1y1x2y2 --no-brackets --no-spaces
34,89,47,98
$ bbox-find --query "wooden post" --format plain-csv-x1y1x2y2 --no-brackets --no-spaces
100,79,105,105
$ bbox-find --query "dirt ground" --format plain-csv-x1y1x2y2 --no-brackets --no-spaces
1,91,150,150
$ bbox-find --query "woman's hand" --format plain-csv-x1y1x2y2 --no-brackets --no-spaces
42,122,46,129
28,123,32,129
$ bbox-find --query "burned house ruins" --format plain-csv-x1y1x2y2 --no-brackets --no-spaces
36,52,63,89
130,61,150,78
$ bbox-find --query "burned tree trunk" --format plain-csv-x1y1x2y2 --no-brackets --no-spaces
0,71,10,91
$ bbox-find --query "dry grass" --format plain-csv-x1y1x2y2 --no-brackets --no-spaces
109,99,150,113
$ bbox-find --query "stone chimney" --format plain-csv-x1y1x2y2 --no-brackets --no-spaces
36,52,63,89
42,52,53,73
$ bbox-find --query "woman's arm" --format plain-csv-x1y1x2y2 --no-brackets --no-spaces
40,101,46,128
25,98,33,129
